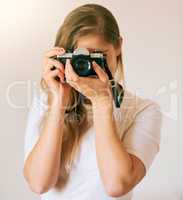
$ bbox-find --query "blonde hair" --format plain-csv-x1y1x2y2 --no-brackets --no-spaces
40,3,125,190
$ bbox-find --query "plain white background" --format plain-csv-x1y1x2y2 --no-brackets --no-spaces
0,0,182,199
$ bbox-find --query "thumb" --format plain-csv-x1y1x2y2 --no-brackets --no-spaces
92,61,108,83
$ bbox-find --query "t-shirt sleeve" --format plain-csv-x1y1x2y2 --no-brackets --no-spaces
122,101,162,172
23,92,47,164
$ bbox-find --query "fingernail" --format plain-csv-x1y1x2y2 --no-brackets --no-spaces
59,50,65,54
92,61,97,66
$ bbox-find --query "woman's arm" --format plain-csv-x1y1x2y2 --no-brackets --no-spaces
92,99,146,197
23,99,65,194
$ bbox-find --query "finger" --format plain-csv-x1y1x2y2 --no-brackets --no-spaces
92,61,108,82
50,69,65,83
57,71,65,83
44,58,65,74
65,59,71,82
65,59,79,82
50,46,64,50
43,68,61,80
45,47,65,58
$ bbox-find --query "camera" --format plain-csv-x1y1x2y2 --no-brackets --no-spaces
57,47,109,77
51,47,124,108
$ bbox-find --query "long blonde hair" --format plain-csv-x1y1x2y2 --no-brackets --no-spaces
40,3,125,190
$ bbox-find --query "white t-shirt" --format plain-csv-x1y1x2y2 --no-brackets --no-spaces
24,87,162,200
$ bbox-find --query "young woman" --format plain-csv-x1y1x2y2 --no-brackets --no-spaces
23,4,162,200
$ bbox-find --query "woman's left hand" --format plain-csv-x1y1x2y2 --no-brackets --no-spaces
65,59,113,106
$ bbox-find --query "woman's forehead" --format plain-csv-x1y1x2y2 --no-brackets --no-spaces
75,34,112,51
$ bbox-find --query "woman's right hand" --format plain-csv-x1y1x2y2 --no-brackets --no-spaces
42,47,72,108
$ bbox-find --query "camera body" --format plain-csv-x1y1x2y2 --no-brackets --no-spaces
56,48,107,77
52,48,124,108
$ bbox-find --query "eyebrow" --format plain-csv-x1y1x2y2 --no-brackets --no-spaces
87,48,108,53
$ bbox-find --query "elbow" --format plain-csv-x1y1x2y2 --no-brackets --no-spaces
29,184,49,195
32,184,52,195
105,180,129,197
23,167,52,195
26,178,51,195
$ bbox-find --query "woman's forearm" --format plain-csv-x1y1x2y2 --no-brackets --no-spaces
92,100,133,194
23,102,65,194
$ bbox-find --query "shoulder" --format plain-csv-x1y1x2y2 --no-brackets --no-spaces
121,88,161,119
25,86,49,127
30,87,48,113
118,88,162,137
118,88,163,171
24,87,48,163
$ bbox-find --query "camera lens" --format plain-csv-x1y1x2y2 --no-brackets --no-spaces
74,58,91,76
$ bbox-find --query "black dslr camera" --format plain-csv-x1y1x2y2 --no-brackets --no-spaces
51,48,124,108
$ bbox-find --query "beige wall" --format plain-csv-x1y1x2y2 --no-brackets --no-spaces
0,0,182,199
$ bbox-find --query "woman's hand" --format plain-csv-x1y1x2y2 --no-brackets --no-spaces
65,59,113,107
42,47,72,108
